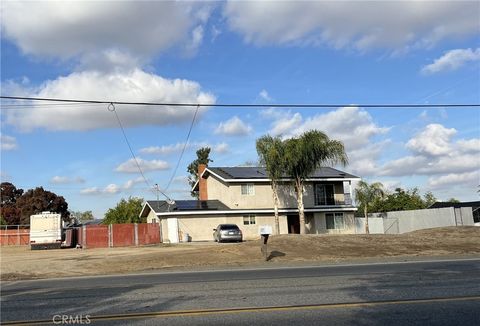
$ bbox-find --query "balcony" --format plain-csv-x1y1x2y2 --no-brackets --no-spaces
314,193,353,206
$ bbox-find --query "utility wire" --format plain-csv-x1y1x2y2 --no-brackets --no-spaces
164,105,200,192
107,103,172,201
1,96,479,108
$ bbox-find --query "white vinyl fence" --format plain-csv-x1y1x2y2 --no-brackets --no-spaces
355,207,475,234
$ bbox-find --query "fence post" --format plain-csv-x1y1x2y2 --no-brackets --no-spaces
108,224,113,248
17,225,20,245
134,223,139,246
82,226,87,249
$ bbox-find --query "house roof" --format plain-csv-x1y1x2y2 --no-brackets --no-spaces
192,166,360,191
209,166,359,180
429,201,480,209
143,200,230,215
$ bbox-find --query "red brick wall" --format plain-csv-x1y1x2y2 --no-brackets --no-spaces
198,163,208,200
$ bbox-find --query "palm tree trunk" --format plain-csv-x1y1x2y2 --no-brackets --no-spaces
272,181,280,235
364,206,370,234
295,178,306,234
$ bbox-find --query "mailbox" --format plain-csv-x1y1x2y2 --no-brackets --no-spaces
259,225,273,235
259,225,272,247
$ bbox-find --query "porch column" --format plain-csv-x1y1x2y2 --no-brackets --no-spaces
349,181,353,205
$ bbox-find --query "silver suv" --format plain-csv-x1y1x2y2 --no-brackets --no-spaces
213,224,243,243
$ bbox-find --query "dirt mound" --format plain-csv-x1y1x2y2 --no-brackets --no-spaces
2,226,479,280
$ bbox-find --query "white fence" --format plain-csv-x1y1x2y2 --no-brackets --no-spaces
355,217,385,234
355,207,475,234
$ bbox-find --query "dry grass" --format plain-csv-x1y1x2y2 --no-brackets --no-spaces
1,226,478,281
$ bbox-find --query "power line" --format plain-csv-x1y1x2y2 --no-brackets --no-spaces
164,105,200,191
107,103,172,201
1,95,479,108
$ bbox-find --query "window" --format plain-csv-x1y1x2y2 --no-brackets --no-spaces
315,184,335,205
325,213,345,229
241,183,255,196
243,215,256,225
220,224,240,231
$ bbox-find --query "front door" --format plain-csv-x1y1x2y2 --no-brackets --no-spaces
287,215,300,234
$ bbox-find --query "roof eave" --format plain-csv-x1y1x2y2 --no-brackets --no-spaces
154,206,358,217
139,201,154,217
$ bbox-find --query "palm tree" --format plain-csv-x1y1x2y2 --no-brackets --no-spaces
284,130,348,234
354,180,384,234
256,135,285,235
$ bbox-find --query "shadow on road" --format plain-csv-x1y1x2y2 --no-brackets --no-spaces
338,260,480,326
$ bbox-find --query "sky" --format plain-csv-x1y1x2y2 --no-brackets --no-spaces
1,1,479,218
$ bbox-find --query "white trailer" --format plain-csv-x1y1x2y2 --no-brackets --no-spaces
30,212,64,250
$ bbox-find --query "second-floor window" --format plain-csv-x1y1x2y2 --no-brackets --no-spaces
315,184,335,205
241,183,255,196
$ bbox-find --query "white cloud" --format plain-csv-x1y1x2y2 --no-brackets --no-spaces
50,176,85,184
422,48,480,74
215,116,252,136
115,158,170,174
259,89,273,102
172,175,189,185
213,142,230,154
123,177,144,190
224,1,479,52
268,107,389,148
264,106,390,177
457,139,480,153
379,123,480,177
81,177,145,196
270,112,303,136
185,25,205,56
103,183,121,194
428,171,480,189
0,134,18,151
140,143,189,155
5,68,215,131
211,25,222,42
406,124,456,156
1,2,211,60
80,187,101,195
140,141,229,156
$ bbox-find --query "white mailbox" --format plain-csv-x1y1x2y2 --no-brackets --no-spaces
259,225,273,235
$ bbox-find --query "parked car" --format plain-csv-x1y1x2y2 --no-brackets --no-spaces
213,224,243,243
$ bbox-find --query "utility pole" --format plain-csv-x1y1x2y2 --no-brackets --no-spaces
153,184,160,211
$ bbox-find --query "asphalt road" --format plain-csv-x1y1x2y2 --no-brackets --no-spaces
1,258,479,325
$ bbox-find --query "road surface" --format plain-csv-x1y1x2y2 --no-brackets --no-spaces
2,258,479,325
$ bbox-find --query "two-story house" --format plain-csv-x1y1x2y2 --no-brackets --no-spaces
139,165,360,243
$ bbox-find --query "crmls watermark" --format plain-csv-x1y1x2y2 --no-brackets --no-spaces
52,315,91,324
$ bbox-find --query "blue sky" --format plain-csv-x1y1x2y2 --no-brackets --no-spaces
1,1,479,217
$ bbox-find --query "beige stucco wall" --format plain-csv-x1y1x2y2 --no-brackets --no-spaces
146,208,158,223
160,218,168,242
159,214,289,242
206,176,346,209
311,212,355,234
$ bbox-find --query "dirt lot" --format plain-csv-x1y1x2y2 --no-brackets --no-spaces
1,226,479,281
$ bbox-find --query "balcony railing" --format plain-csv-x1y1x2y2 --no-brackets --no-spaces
315,193,353,206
